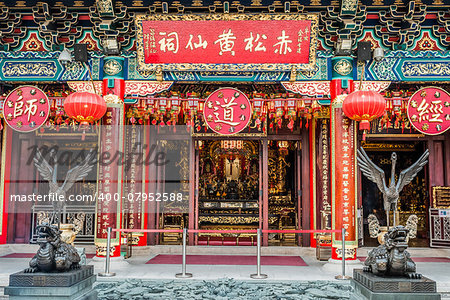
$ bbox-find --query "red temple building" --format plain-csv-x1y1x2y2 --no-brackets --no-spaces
0,0,448,263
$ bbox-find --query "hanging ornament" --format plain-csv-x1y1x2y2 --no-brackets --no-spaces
342,90,386,140
311,100,321,118
158,99,167,114
64,91,107,140
287,118,294,131
286,99,296,117
253,99,263,117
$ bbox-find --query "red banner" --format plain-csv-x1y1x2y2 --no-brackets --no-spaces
331,96,358,259
138,16,316,70
332,113,356,243
95,107,123,257
123,125,145,245
407,87,450,135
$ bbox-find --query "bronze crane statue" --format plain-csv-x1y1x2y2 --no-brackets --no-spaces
357,147,429,229
34,149,95,228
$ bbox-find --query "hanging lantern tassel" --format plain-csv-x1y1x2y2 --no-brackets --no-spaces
80,122,89,141
359,119,371,141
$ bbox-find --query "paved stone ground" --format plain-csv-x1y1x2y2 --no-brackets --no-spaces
95,279,353,299
0,244,449,299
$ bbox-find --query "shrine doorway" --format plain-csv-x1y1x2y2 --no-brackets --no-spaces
196,140,260,246
5,127,98,245
361,141,429,247
192,138,301,246
267,140,301,246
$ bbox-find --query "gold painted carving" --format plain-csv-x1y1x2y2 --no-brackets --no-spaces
96,0,114,14
333,59,353,76
333,94,347,105
2,62,57,77
335,247,356,259
103,59,122,76
432,186,450,208
341,0,358,12
103,94,123,104
96,245,116,256
361,142,416,151
402,62,450,77
199,216,259,224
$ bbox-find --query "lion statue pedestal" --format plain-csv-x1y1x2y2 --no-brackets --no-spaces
4,223,97,300
351,226,440,300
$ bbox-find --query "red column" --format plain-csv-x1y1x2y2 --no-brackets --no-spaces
0,128,12,244
194,145,199,245
445,132,450,186
301,125,311,246
95,57,125,257
262,140,269,246
146,127,157,245
188,139,195,245
123,124,146,246
310,118,331,247
330,56,358,260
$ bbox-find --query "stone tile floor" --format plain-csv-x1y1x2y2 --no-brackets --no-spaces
0,245,449,299
95,278,353,299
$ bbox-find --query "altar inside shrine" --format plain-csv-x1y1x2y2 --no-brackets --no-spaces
197,140,260,245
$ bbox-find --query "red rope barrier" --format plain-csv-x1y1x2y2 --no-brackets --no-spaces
189,229,257,234
112,228,340,234
190,229,339,234
262,229,340,234
113,229,183,233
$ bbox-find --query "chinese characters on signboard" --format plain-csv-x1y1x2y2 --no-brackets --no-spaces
137,15,317,71
204,88,252,135
3,86,50,132
319,120,330,210
407,87,450,135
338,117,355,240
123,125,143,232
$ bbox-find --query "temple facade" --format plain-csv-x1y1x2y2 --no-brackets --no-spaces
0,0,448,260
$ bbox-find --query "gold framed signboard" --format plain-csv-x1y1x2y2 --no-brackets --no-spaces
135,13,319,72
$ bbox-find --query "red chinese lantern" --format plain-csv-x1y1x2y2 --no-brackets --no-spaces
64,91,107,139
342,90,385,140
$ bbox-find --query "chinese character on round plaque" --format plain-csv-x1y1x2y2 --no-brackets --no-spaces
203,88,252,135
406,87,450,136
3,86,50,132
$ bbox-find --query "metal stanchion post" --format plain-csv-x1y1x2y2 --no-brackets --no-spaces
335,228,350,280
99,227,116,277
250,228,267,279
175,228,192,278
